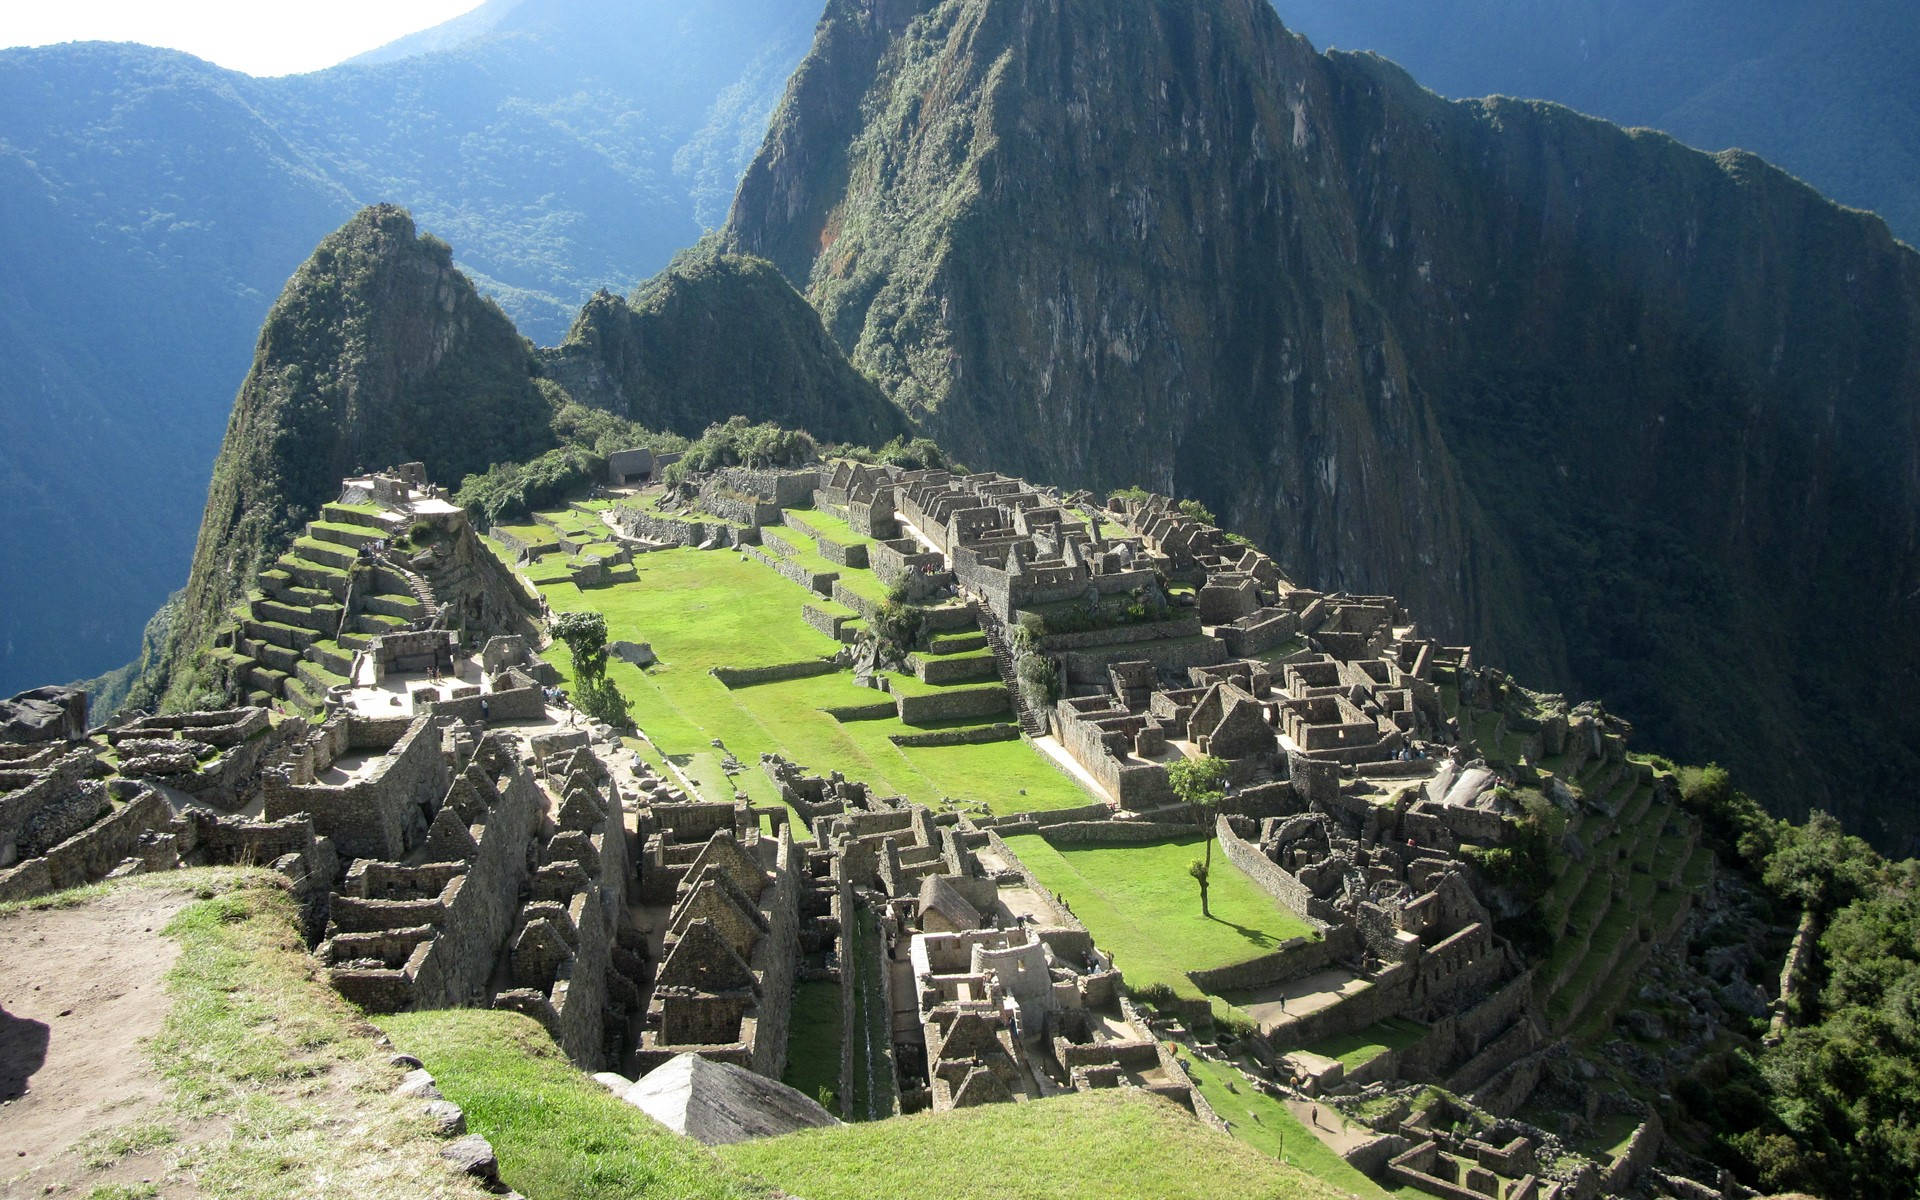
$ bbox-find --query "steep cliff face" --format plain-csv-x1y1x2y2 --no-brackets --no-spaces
151,205,549,707
726,0,1920,844
541,250,910,446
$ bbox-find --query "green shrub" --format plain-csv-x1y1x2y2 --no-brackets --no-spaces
573,673,632,730
663,416,817,484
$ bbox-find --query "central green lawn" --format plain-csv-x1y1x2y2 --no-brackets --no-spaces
1000,834,1317,1006
720,1089,1357,1200
531,545,1091,816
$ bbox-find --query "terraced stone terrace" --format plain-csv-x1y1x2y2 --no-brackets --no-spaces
211,500,431,713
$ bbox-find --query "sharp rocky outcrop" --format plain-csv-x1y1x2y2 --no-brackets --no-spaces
147,205,550,708
542,249,910,446
723,0,1920,848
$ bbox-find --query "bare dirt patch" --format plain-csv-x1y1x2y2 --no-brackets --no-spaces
0,885,192,1190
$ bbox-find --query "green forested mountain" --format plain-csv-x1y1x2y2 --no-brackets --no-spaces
147,206,551,709
542,248,909,444
0,0,817,695
724,0,1920,850
1269,0,1920,245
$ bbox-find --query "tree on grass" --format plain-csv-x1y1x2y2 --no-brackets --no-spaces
549,610,630,730
1170,755,1231,915
550,610,609,677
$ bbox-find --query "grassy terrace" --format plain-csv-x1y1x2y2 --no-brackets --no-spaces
1178,1052,1394,1199
720,1088,1353,1200
1000,834,1316,1012
385,1009,1355,1200
783,506,874,548
527,544,1089,818
1301,1016,1427,1071
386,1010,765,1200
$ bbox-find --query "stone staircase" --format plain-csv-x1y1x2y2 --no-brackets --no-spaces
974,604,1049,738
381,554,443,628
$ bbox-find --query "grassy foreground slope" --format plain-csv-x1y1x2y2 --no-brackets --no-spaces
719,1088,1357,1200
385,1009,1352,1200
383,1011,768,1200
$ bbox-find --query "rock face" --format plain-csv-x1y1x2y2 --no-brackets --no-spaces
542,251,910,447
0,688,88,745
622,1052,841,1145
150,205,550,710
725,0,1920,847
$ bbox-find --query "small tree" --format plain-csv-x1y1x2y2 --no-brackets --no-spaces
550,610,609,678
1169,755,1231,913
1189,857,1212,918
549,610,631,730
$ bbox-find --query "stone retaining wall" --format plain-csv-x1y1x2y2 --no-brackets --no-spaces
740,544,836,595
612,508,757,550
893,685,1010,724
1034,615,1204,651
888,724,1020,748
710,660,843,689
0,787,172,903
1038,820,1198,845
1186,932,1339,994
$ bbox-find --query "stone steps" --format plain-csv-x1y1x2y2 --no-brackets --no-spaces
973,604,1048,737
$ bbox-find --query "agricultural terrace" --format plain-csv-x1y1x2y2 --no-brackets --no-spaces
511,536,1093,821
1000,834,1318,1012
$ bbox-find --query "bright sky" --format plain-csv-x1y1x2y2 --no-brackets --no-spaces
0,1,488,77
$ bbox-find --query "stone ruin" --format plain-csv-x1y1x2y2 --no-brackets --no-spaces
0,695,310,904
757,754,1191,1119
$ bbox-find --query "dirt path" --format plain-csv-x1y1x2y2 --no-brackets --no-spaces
0,887,191,1188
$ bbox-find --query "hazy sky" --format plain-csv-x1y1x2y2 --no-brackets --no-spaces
0,1,487,77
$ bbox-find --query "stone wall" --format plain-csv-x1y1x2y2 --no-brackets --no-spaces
751,828,802,1080
428,684,547,725
1186,932,1343,994
1039,820,1197,845
1059,634,1227,686
710,660,843,689
266,712,446,860
867,537,940,585
741,544,837,595
1033,615,1204,652
894,685,1010,724
0,786,172,903
409,764,542,1010
1217,815,1323,926
612,507,756,550
888,724,1019,748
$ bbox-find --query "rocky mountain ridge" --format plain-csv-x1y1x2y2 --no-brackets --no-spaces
722,0,1920,847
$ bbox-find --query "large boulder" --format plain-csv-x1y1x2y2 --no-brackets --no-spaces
0,687,88,745
622,1053,840,1145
